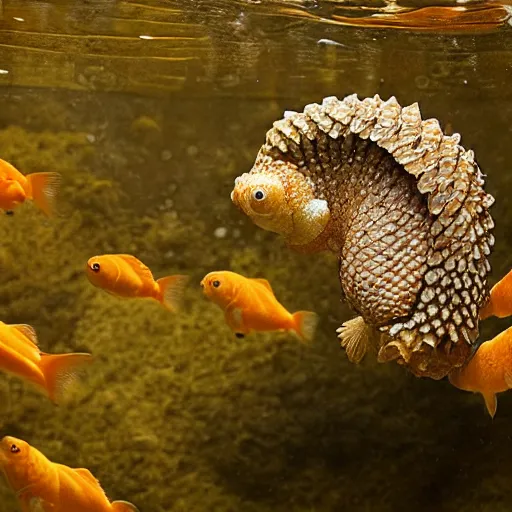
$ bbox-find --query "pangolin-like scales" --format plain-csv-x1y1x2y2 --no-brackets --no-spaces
234,94,495,380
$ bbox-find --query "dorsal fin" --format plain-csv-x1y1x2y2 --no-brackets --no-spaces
116,254,154,282
250,278,274,294
10,324,39,346
73,468,108,497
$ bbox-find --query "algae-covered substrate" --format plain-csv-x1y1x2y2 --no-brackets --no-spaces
0,90,511,512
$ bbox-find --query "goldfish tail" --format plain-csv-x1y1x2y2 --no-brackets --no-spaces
112,501,140,512
39,352,93,404
480,269,512,320
479,299,494,321
292,311,318,343
156,274,189,312
26,172,62,217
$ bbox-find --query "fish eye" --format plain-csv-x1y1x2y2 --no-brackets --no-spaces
212,280,221,288
91,262,101,273
253,189,265,201
10,444,20,454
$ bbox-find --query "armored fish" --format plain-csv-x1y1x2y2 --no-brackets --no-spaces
231,94,495,380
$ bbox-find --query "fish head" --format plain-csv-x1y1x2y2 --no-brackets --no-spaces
231,156,331,246
231,170,294,237
0,181,26,210
0,437,50,495
200,271,237,307
85,255,116,289
0,436,32,485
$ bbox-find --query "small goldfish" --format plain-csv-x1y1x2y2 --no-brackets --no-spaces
0,436,138,512
449,326,512,418
0,159,61,216
480,268,512,320
0,321,93,403
200,270,318,341
85,254,189,312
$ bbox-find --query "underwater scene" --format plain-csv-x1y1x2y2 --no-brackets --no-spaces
0,0,512,510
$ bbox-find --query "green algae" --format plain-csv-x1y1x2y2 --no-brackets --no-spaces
0,93,510,512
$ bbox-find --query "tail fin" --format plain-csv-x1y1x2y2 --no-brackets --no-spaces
112,501,140,512
26,172,62,217
38,352,93,404
291,311,318,343
479,300,493,321
481,269,512,320
156,274,189,312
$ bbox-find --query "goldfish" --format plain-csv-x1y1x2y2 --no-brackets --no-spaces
200,270,318,341
449,326,512,418
0,159,61,216
85,254,189,312
0,436,138,512
0,321,93,403
480,268,512,320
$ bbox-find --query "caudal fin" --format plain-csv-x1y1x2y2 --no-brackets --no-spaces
112,501,140,512
156,274,189,312
26,172,62,217
480,268,512,320
39,352,94,404
292,311,318,343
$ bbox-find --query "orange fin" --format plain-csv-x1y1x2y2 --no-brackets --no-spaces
481,269,512,320
291,311,318,343
38,352,94,403
479,300,493,321
505,370,512,389
156,274,189,312
225,306,245,334
250,278,274,294
482,391,497,418
116,254,155,281
337,316,373,364
26,496,50,512
111,501,140,512
26,172,61,217
73,468,107,496
10,324,39,346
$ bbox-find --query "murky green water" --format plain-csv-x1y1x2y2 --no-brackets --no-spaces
0,0,511,511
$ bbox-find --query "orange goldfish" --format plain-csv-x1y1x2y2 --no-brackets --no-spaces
85,254,189,312
449,326,512,418
0,436,138,512
0,321,93,403
480,268,512,320
0,159,61,216
200,270,318,341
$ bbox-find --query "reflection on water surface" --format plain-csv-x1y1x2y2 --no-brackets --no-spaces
0,1,511,511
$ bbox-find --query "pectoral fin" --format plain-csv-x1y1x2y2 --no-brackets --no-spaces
25,497,53,512
286,198,330,246
337,316,373,364
482,391,497,419
225,306,247,335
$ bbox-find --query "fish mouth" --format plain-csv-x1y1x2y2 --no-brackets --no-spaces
230,187,241,209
